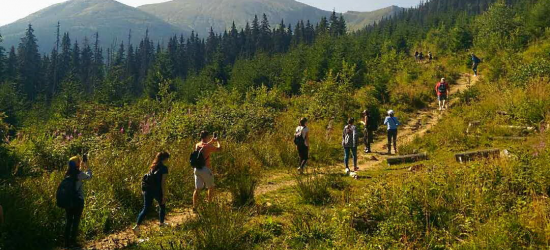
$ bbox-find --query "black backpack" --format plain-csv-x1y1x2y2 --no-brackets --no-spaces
56,177,80,209
293,127,305,146
141,169,162,192
438,83,447,93
189,147,206,169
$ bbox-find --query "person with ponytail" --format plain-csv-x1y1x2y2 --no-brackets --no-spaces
63,156,92,247
133,152,170,232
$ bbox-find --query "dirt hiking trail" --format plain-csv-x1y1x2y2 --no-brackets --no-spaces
81,73,479,250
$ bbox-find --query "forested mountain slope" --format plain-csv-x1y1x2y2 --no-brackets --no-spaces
0,0,185,53
138,0,401,34
1,0,550,250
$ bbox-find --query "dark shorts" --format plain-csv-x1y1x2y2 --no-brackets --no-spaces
438,94,447,101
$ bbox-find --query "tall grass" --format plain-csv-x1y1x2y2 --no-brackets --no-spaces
294,173,332,205
191,203,250,250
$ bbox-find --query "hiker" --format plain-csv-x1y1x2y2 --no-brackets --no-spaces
428,51,433,62
62,156,92,247
419,52,424,61
471,53,481,76
134,151,170,233
384,110,400,155
361,110,377,153
435,78,450,111
193,131,221,211
295,117,310,173
342,118,359,173
414,51,419,61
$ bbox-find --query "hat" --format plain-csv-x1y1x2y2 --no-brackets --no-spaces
441,77,446,81
388,110,394,115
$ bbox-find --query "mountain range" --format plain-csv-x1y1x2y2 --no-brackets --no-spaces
0,0,402,53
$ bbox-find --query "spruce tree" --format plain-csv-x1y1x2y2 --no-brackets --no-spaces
80,38,93,94
17,24,42,100
0,34,5,82
5,47,17,82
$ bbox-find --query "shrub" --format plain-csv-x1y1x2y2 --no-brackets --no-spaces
191,203,249,250
294,173,332,205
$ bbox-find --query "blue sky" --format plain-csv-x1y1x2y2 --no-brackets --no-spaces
0,0,423,26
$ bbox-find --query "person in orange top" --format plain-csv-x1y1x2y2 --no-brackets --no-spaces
435,78,450,111
193,131,221,210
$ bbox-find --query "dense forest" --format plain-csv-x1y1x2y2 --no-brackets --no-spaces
1,0,550,249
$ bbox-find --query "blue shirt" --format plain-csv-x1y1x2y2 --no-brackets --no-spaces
384,116,400,130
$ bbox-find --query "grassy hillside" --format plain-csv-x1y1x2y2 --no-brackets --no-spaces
138,0,330,34
1,0,550,250
344,6,403,31
0,0,185,53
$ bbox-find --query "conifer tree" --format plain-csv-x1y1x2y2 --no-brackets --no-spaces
17,24,42,100
5,47,17,82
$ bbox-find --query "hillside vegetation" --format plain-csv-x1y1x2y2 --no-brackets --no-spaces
1,0,550,250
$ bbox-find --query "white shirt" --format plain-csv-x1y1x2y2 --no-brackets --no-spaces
295,126,309,147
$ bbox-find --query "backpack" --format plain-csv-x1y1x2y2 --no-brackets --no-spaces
141,168,162,192
438,83,447,93
56,177,80,209
189,147,206,169
293,127,305,146
344,125,353,145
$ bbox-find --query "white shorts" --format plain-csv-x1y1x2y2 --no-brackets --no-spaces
194,167,215,190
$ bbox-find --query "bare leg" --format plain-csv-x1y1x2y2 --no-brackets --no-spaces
207,187,215,202
193,189,200,209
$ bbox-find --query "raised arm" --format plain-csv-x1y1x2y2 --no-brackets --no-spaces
78,162,92,181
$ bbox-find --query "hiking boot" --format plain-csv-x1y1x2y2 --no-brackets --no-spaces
354,167,359,172
297,167,304,174
132,225,140,235
160,222,170,227
344,168,351,176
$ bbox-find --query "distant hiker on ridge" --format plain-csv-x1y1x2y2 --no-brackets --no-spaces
134,151,170,233
342,118,359,174
56,155,93,248
384,110,400,155
294,117,310,174
471,53,481,76
415,51,419,62
428,51,433,62
435,78,450,111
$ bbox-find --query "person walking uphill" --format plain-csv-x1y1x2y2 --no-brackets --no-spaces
342,118,359,173
134,152,170,233
361,110,377,153
294,118,310,174
436,78,450,111
384,110,400,155
56,155,92,248
471,53,481,76
192,131,221,211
